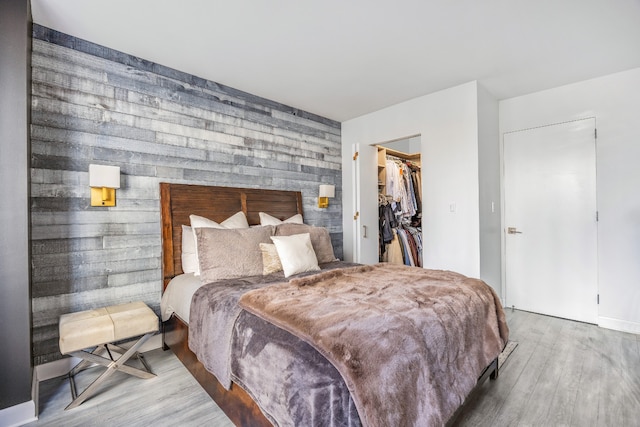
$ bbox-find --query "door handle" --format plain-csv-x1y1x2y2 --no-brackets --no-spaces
363,225,368,238
507,227,522,234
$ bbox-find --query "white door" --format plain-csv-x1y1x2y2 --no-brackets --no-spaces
504,118,598,323
352,143,379,264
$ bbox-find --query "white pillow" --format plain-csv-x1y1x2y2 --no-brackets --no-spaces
190,211,249,229
270,233,320,278
181,225,198,274
190,211,250,275
259,212,304,226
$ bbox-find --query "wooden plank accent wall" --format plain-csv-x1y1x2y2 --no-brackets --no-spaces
30,25,343,365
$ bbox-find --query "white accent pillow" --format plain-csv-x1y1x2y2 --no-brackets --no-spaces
270,233,320,278
189,211,250,275
190,211,249,229
259,212,304,226
181,225,198,274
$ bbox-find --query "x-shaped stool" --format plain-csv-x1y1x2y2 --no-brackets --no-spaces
65,333,156,410
59,302,159,410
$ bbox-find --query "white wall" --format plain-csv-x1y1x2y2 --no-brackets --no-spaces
500,67,640,333
342,81,482,279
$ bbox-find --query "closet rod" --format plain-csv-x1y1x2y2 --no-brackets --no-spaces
386,154,420,169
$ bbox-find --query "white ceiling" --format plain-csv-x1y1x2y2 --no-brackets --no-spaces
30,0,640,122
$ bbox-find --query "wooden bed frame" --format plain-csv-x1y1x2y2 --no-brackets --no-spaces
160,182,498,426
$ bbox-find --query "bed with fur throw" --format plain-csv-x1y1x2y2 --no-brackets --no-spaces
238,263,509,427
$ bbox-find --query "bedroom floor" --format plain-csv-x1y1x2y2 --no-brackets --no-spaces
27,309,639,426
26,347,234,427
454,309,640,426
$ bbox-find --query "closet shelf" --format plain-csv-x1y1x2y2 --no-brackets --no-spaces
384,147,421,161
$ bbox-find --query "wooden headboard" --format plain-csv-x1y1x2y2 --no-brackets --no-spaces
160,183,303,288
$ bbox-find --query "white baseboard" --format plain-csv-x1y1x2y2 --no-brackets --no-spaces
598,316,640,335
34,333,163,382
0,400,36,427
34,356,83,382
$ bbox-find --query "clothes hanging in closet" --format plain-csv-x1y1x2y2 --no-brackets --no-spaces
382,229,404,265
396,226,422,267
378,198,422,267
378,196,397,247
385,158,421,220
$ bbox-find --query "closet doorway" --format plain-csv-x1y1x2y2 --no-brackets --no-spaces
376,136,423,267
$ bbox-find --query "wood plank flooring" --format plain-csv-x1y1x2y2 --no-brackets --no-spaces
28,310,640,426
26,348,234,427
454,309,640,427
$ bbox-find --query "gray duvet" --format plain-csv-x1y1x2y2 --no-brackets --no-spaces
189,261,360,426
189,262,508,427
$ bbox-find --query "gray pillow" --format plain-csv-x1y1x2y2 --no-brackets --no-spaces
196,225,274,283
274,223,338,264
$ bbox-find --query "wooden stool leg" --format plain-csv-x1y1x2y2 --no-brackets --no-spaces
65,333,155,410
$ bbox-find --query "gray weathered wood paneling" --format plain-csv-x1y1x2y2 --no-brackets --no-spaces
31,25,343,365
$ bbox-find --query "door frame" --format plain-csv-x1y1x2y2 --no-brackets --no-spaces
500,117,599,316
352,134,422,264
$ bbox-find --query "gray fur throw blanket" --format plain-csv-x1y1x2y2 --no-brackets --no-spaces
239,263,509,427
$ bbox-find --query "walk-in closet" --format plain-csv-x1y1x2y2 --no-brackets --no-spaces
377,137,422,267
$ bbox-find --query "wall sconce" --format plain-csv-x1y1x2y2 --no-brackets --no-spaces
318,184,335,208
89,164,120,207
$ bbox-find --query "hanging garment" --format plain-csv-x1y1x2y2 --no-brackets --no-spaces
404,225,423,267
411,169,422,211
385,160,403,201
396,229,415,266
379,197,399,261
383,230,405,265
401,165,417,218
379,204,396,245
405,231,420,268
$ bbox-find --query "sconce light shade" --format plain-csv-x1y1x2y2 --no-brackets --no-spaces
318,184,335,208
89,164,120,207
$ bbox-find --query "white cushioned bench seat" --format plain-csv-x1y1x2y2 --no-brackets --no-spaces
58,301,159,410
59,301,158,355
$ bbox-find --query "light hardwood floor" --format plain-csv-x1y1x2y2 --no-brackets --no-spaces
28,310,640,426
454,309,640,426
26,348,234,427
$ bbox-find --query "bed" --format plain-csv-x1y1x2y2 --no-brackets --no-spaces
160,182,509,426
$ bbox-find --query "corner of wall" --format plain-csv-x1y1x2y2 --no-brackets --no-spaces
476,84,502,295
0,0,34,412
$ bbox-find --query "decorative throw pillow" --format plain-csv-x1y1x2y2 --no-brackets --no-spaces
259,243,283,275
274,223,338,264
190,211,249,229
259,212,304,226
270,233,320,278
181,225,198,274
190,211,250,275
196,226,274,283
